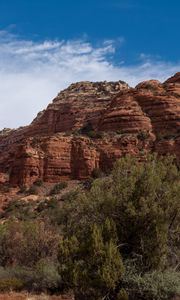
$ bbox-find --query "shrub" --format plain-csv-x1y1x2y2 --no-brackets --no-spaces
26,185,38,195
0,278,23,291
61,154,180,272
49,182,68,195
0,154,179,299
18,186,27,194
58,219,125,300
0,262,61,293
2,199,37,221
61,189,80,204
86,131,103,139
34,179,43,186
137,130,150,141
80,122,94,135
33,259,61,292
37,198,63,225
72,129,80,136
122,265,180,300
91,168,104,179
79,123,103,138
116,130,123,135
117,288,129,300
0,221,59,267
81,178,94,190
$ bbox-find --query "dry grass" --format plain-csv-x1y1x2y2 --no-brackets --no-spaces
0,293,72,300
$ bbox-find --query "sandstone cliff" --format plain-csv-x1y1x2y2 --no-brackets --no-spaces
0,75,179,188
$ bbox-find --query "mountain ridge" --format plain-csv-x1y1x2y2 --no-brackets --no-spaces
0,73,179,189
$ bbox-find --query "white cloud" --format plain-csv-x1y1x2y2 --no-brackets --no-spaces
0,30,180,129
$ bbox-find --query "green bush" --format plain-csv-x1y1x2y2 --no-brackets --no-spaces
2,199,38,221
62,155,180,300
49,182,68,195
0,262,61,293
79,123,104,138
91,168,104,179
34,179,43,186
0,154,179,299
36,198,63,225
0,221,59,267
26,185,38,195
58,219,125,300
123,265,180,300
18,186,27,194
0,266,32,291
117,288,129,300
0,278,23,291
86,130,103,139
79,122,93,135
33,259,61,292
137,130,150,141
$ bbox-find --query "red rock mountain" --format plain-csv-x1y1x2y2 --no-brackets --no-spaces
0,74,179,187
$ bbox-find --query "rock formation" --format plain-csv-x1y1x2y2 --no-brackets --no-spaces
0,75,179,188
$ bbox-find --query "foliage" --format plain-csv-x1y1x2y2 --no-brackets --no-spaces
58,218,125,300
137,130,150,141
117,288,129,300
58,154,180,297
26,185,38,195
0,221,59,267
0,278,23,291
86,130,104,139
79,123,104,138
1,199,37,220
32,259,61,292
0,261,61,293
91,167,104,179
61,154,180,272
123,262,180,300
1,197,65,225
0,154,179,299
49,182,68,195
34,179,43,186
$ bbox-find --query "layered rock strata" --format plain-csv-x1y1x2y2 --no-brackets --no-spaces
0,75,179,187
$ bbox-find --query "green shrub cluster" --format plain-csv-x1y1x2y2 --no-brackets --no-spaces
0,221,60,293
0,276,23,292
91,167,104,179
1,197,64,225
78,122,104,138
49,182,68,195
137,130,150,141
123,263,180,300
59,219,125,300
34,179,43,186
0,263,60,293
0,154,179,299
59,154,180,299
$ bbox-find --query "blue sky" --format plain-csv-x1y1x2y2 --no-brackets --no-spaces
0,0,180,128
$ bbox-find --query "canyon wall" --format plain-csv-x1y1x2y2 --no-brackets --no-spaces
0,74,179,187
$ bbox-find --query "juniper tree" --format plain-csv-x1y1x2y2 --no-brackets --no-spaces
58,218,125,300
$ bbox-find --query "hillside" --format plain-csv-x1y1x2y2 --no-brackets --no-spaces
0,73,179,199
0,75,179,298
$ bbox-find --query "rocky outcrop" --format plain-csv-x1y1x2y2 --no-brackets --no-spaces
0,75,179,188
8,133,152,187
29,80,130,135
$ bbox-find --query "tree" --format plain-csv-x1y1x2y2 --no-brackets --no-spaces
111,155,180,270
59,218,125,300
61,154,180,271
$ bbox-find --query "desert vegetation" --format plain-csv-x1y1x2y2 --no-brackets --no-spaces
0,154,179,300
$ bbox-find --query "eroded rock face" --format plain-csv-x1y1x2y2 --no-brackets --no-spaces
29,80,130,135
0,75,179,188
